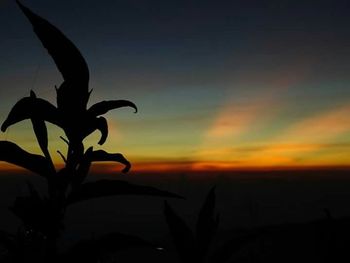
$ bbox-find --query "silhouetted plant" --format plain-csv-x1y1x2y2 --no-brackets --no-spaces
164,187,257,263
0,1,181,262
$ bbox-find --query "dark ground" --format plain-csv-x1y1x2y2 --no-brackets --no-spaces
1,169,350,262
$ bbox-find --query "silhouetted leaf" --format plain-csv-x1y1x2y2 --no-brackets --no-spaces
1,96,60,132
17,0,91,114
29,91,51,161
93,116,108,145
196,187,219,260
67,179,183,204
16,1,89,87
86,150,131,173
0,141,52,177
164,201,197,263
88,100,138,116
64,232,156,263
31,113,48,153
209,233,257,263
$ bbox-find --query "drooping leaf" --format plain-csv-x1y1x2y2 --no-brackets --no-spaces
88,100,138,116
0,141,52,177
31,112,48,156
64,232,156,263
164,201,197,263
95,117,108,145
29,91,51,163
67,179,183,205
83,116,108,145
208,233,258,263
16,1,89,87
1,96,59,132
85,149,131,173
195,187,219,260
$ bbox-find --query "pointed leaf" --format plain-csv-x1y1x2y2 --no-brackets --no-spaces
209,233,258,263
196,187,219,260
1,96,59,132
164,201,197,263
0,141,52,177
88,100,137,116
67,179,183,205
16,1,89,86
86,149,131,173
64,232,156,263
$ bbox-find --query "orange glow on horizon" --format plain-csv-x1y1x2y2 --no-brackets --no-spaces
1,160,350,176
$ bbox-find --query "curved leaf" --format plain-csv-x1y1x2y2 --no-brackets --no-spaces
16,1,89,86
67,179,183,205
86,149,131,173
96,117,108,145
196,187,219,260
64,232,156,263
85,116,108,145
1,96,59,132
0,141,52,177
164,201,197,263
88,100,138,116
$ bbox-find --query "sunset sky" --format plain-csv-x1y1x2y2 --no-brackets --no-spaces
1,0,350,173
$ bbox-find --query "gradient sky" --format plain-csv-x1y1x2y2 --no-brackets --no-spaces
1,0,350,173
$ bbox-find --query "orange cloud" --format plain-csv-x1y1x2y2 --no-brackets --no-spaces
280,104,350,143
192,96,350,171
243,104,350,167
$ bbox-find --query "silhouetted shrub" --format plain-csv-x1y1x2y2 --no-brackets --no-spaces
0,1,181,262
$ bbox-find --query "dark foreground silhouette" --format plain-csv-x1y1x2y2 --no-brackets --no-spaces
0,1,181,262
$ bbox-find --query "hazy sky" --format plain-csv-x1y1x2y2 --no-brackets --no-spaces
1,0,350,172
